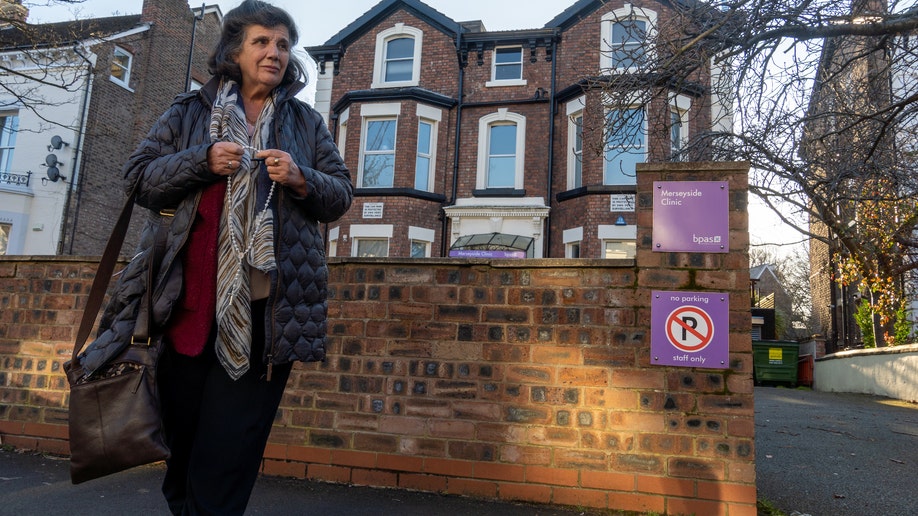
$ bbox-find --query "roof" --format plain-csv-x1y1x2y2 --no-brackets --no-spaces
321,0,463,48
0,14,143,50
544,0,703,30
750,263,779,281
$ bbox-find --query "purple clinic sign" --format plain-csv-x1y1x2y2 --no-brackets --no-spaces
651,290,729,369
653,181,729,253
449,249,526,259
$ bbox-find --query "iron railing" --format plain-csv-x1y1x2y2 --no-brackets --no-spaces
0,171,31,187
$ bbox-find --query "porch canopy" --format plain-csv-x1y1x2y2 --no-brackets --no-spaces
449,232,534,258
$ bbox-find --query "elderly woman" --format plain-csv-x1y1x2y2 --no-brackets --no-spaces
102,0,352,513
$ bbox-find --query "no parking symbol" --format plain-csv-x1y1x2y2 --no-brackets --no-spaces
666,306,714,352
651,291,729,369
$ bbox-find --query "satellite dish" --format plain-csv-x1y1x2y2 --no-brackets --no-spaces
46,166,66,182
45,153,61,167
50,135,67,149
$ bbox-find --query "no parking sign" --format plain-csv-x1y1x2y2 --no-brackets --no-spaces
651,290,729,369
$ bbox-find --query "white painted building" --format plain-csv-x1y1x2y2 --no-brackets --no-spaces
0,46,91,255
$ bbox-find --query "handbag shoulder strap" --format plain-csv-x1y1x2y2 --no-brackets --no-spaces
71,186,140,364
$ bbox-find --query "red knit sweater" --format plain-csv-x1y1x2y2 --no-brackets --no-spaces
165,181,225,356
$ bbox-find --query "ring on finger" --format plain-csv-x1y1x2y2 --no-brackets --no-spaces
273,157,280,166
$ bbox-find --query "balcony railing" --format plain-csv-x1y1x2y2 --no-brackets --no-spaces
0,171,31,188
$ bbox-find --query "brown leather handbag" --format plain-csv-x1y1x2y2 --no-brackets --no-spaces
65,186,170,484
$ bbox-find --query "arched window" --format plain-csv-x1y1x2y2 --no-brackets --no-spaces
600,5,657,72
476,109,526,190
372,24,423,88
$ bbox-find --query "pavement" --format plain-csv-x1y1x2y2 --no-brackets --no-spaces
1,387,916,515
755,386,918,516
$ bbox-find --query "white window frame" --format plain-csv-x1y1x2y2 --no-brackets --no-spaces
351,224,394,258
599,224,637,259
337,108,349,160
0,112,19,175
566,96,585,190
669,94,691,161
327,226,339,257
476,109,526,190
600,5,657,73
409,226,435,258
563,227,584,259
358,103,401,189
110,46,133,89
603,240,636,259
603,106,646,186
0,212,26,255
486,46,526,87
354,238,390,257
0,222,10,255
415,104,441,192
372,24,423,89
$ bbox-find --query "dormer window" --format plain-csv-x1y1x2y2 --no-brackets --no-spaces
486,46,527,87
372,24,423,88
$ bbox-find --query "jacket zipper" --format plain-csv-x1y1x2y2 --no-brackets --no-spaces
265,112,286,383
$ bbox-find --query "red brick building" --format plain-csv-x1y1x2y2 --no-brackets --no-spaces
307,0,724,259
63,0,223,255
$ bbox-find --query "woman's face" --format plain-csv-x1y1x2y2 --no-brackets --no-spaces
233,24,290,93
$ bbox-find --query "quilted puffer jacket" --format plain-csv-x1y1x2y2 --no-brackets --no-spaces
84,77,352,375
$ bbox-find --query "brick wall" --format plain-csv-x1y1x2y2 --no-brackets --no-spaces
0,162,756,515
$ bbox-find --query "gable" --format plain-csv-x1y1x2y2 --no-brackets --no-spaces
544,0,702,31
322,0,463,48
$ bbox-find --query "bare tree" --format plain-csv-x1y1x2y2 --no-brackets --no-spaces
750,244,820,339
588,0,918,338
1,1,100,131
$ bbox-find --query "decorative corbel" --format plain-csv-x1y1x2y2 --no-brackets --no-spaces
529,39,538,63
476,42,484,66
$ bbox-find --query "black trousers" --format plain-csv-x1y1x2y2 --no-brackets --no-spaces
158,300,292,515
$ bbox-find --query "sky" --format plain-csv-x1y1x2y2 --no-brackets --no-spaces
25,0,564,41
25,0,805,253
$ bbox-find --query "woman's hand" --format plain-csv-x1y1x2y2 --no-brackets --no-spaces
207,142,245,176
257,150,308,197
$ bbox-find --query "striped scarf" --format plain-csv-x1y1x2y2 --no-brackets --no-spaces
210,79,277,380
